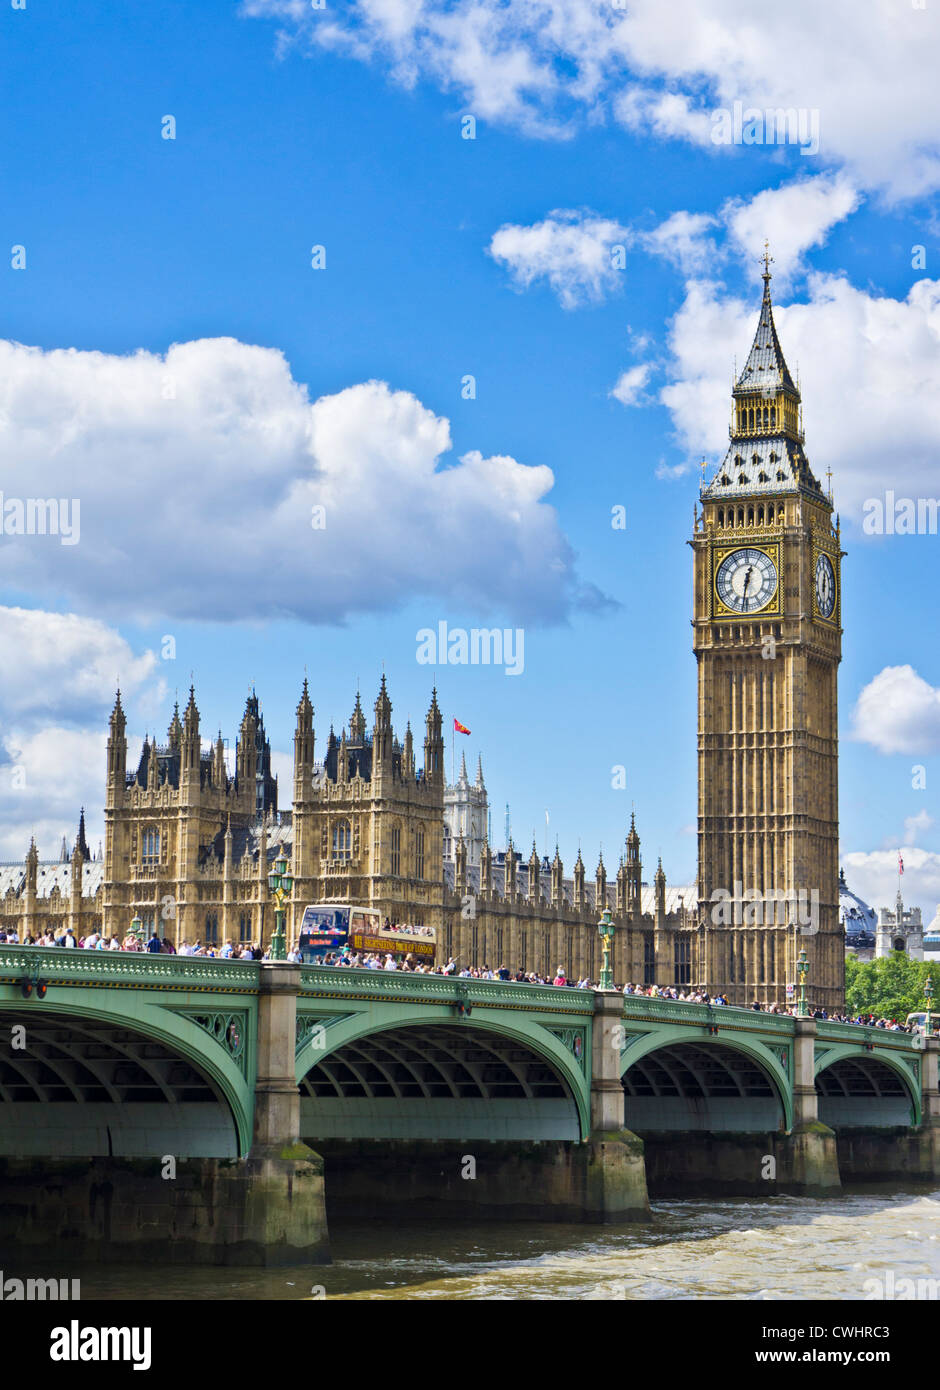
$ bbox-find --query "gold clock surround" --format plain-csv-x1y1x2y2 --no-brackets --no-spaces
711,541,782,620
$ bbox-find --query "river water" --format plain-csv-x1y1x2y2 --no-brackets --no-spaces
45,1185,940,1301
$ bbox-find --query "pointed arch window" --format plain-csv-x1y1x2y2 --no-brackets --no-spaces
415,828,426,880
332,820,352,861
142,828,161,866
390,824,401,877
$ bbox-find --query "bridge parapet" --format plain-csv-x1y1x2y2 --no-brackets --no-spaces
299,967,595,1014
622,996,794,1033
0,943,261,992
815,1019,919,1053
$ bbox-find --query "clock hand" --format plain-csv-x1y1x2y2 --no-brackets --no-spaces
742,565,752,611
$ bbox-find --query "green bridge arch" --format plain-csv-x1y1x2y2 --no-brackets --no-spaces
619,1025,794,1132
814,1042,921,1127
296,1008,592,1141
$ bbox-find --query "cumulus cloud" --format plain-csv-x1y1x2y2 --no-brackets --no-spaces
0,339,601,625
487,210,630,309
641,211,718,276
722,174,861,284
609,363,652,407
851,666,940,756
0,608,165,864
904,810,934,846
842,847,940,920
245,0,940,198
0,607,160,724
660,274,940,520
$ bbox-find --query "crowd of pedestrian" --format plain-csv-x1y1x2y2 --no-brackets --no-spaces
0,928,923,1029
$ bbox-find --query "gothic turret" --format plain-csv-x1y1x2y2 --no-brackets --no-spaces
573,848,586,909
423,688,444,788
167,700,182,752
551,844,564,907
349,691,366,743
655,856,666,926
293,678,315,799
626,811,641,916
107,689,127,789
75,807,91,863
595,852,607,910
373,674,393,770
528,840,541,903
181,685,200,780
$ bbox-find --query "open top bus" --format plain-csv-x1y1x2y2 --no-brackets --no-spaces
297,902,437,965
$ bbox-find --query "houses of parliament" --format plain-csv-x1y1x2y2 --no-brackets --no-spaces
0,267,846,1007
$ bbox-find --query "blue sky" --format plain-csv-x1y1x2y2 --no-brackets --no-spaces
1,0,939,919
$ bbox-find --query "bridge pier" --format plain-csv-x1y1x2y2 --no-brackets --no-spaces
784,1017,841,1194
584,991,650,1222
235,964,330,1264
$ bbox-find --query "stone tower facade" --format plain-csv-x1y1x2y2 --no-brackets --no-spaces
291,679,447,930
691,257,844,1008
443,753,488,867
102,687,277,941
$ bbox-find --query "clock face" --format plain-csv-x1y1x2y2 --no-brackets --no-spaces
716,547,778,614
815,552,836,618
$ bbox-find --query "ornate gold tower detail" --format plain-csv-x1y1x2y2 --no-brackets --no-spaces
691,253,844,1007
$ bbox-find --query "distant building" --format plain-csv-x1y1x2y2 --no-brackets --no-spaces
875,890,923,960
443,753,487,868
923,905,940,961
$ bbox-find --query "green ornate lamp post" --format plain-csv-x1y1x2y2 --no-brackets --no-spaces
925,975,934,1038
266,855,293,962
796,947,810,1018
597,907,615,990
129,914,142,944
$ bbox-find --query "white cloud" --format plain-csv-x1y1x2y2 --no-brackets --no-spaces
246,0,940,199
660,274,940,520
843,847,940,920
722,174,861,284
904,810,934,846
0,607,159,724
851,666,940,756
654,458,690,481
0,727,107,863
609,363,652,407
641,211,718,276
0,608,164,865
0,339,605,625
488,209,630,309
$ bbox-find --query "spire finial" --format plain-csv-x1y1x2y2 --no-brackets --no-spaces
762,240,774,283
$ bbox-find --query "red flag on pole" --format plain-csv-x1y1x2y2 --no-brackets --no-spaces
454,719,471,735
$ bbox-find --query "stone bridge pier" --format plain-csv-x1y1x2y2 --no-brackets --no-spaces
226,964,330,1263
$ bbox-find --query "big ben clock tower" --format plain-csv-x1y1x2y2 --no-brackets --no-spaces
691,251,844,1009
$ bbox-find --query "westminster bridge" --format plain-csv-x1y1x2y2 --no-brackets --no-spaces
0,945,937,1265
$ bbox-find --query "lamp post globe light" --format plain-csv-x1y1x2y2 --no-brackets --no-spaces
130,914,142,944
597,907,616,991
266,855,293,962
925,975,934,1038
796,947,810,1018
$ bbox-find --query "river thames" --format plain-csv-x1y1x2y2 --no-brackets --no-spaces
41,1185,940,1301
